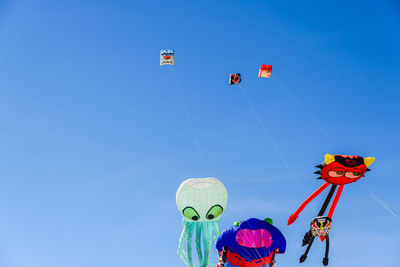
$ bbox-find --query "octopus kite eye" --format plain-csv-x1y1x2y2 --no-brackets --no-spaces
206,205,223,220
182,207,200,221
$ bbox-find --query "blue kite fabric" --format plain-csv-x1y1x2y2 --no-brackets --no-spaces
216,218,286,267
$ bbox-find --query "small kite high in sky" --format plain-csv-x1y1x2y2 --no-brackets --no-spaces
160,49,175,65
229,73,241,85
258,65,272,78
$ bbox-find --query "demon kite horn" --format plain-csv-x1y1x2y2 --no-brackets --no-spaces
324,154,335,165
364,157,375,167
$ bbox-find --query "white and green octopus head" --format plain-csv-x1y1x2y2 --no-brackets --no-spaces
176,177,228,222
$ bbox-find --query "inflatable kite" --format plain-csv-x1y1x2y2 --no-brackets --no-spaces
258,65,272,78
229,73,241,85
299,216,332,265
216,218,286,267
160,49,175,65
287,154,375,265
177,177,228,267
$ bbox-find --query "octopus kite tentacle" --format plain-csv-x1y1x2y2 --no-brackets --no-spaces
195,222,203,265
211,221,220,241
202,222,213,267
187,222,196,267
178,221,191,267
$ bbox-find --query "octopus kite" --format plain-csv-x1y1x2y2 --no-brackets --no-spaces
287,154,375,265
176,177,228,267
216,218,286,267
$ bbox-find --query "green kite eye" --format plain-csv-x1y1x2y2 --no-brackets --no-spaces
182,207,200,221
206,205,223,220
336,171,344,175
353,172,360,176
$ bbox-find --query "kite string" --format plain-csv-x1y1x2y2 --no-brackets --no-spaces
361,179,398,218
330,242,348,267
366,178,398,216
239,85,308,198
170,67,215,177
365,187,398,218
271,77,337,146
360,174,399,218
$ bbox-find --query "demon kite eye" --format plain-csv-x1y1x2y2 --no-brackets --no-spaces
328,169,345,178
344,171,363,179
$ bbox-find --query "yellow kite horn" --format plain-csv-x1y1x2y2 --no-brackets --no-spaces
324,154,335,165
364,157,375,167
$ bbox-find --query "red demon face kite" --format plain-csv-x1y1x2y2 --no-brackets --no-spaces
316,154,374,185
288,154,375,266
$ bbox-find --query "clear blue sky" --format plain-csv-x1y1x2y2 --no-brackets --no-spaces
0,0,399,266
